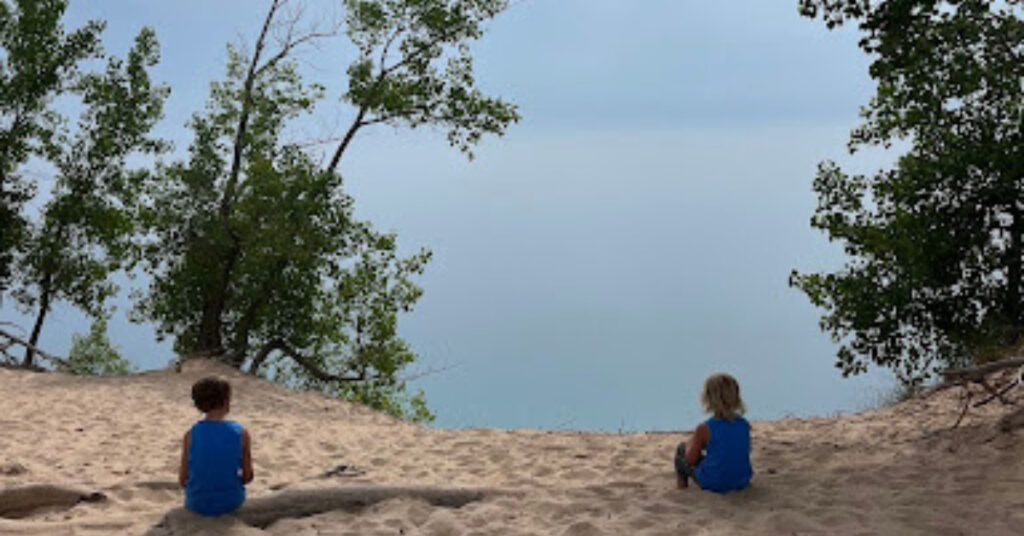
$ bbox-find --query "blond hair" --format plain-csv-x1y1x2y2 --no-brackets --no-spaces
701,373,745,420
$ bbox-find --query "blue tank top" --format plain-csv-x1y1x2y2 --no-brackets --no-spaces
694,416,752,493
185,420,245,516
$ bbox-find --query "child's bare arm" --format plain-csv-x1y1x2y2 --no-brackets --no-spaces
241,429,254,484
686,423,709,466
178,431,190,488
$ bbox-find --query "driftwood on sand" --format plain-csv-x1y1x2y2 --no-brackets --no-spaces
0,485,105,519
145,485,505,534
935,356,1024,430
236,486,499,528
0,325,70,371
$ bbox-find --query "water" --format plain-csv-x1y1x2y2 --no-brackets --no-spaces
1,0,897,431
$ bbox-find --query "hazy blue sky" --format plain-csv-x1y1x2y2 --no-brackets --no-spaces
3,1,900,430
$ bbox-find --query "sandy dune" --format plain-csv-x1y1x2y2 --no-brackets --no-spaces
0,359,1021,535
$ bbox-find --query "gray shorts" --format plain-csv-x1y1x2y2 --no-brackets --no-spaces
674,441,697,479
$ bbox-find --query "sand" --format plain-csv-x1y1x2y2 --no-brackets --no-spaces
1,360,1022,535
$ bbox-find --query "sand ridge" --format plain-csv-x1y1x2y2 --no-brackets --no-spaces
0,360,1022,535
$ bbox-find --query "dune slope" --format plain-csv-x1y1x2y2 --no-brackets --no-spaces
0,360,1021,535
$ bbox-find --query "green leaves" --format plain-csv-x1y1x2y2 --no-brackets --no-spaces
338,0,519,162
794,1,1024,384
2,0,167,366
15,25,167,309
67,318,137,376
138,0,516,421
0,0,104,289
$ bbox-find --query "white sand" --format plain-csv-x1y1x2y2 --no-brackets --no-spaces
1,359,1022,535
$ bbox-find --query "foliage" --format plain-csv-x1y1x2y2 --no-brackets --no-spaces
0,0,167,366
10,28,167,366
135,0,517,420
339,0,520,164
791,0,1024,385
67,318,137,376
0,0,105,291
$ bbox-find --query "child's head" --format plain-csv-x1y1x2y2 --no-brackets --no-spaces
701,373,745,420
191,376,232,414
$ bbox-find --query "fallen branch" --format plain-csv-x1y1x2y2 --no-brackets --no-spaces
934,356,1024,431
250,338,373,383
973,378,1020,408
940,356,1024,383
0,485,105,519
0,328,69,371
145,485,507,533
237,486,500,528
951,385,972,430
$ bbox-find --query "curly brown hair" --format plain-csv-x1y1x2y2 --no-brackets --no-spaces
191,376,231,413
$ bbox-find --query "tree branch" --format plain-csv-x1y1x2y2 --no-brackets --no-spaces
940,356,1024,382
0,328,69,371
250,338,373,383
399,362,459,382
220,0,282,222
255,29,339,79
325,27,438,175
325,107,366,175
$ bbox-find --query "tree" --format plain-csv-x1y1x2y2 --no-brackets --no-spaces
11,28,167,366
0,0,104,292
259,240,436,422
67,318,136,376
136,0,518,418
790,1,1024,385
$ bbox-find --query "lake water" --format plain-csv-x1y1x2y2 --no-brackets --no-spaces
2,0,897,431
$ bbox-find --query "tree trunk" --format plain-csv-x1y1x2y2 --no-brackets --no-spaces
247,339,283,374
227,287,275,368
22,274,53,367
196,299,224,356
1007,201,1022,327
326,107,366,175
195,0,281,362
220,0,279,219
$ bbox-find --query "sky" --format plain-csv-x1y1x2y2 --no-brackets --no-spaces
2,0,901,430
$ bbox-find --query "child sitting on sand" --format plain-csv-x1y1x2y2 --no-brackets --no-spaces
675,373,752,493
179,376,254,516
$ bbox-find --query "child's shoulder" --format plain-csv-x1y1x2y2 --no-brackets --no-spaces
191,419,246,431
709,414,750,426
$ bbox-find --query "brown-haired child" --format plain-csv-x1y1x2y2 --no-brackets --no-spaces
179,376,254,516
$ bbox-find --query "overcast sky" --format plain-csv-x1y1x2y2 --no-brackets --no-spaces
3,1,900,430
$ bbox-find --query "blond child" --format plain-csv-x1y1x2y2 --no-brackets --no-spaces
674,373,752,492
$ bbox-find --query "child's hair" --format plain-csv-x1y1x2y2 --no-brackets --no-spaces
701,373,745,420
191,376,232,413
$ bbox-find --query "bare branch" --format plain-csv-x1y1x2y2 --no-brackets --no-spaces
250,339,373,383
399,362,459,383
0,328,69,371
974,377,1020,408
220,0,283,222
950,385,972,430
293,135,347,149
326,107,366,174
941,356,1024,382
255,29,340,78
